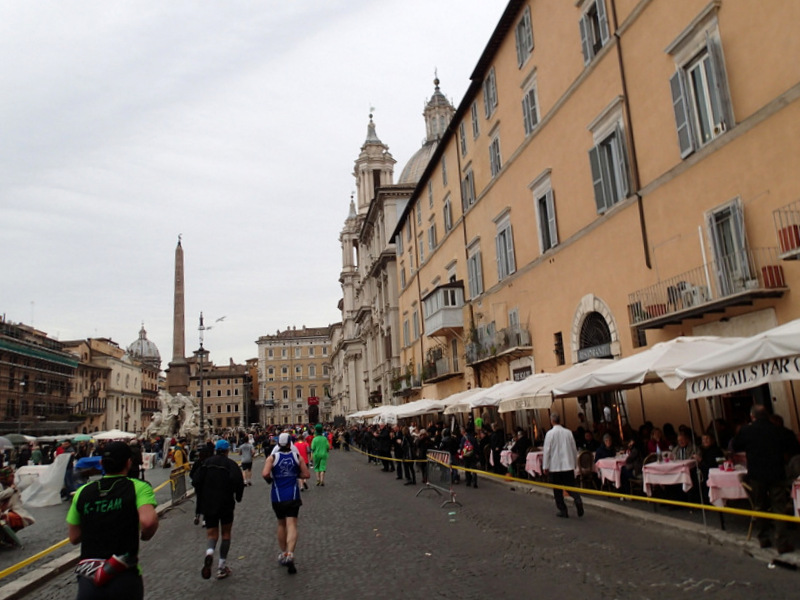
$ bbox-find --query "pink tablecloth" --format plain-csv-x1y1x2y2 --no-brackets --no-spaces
595,456,627,489
525,451,544,477
642,459,695,496
792,479,800,517
706,466,747,507
500,450,516,468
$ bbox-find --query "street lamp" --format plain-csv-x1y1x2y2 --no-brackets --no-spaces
197,312,225,440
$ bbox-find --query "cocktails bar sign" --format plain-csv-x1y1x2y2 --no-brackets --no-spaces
685,355,800,399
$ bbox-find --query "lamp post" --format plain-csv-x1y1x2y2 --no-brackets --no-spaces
198,313,208,441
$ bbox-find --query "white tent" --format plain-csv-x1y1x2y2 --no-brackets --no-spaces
93,429,137,440
552,336,744,397
497,359,614,413
394,398,447,419
443,382,516,414
676,318,800,400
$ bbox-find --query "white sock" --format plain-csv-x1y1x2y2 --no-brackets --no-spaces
219,558,226,568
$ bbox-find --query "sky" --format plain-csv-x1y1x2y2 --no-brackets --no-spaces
0,0,507,366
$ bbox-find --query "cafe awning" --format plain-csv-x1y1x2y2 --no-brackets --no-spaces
497,359,614,413
443,381,517,414
552,336,744,398
676,318,800,400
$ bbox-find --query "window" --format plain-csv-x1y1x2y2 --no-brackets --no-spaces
489,135,502,177
459,121,467,156
296,387,303,399
470,102,480,138
396,234,403,255
406,223,411,241
282,388,289,400
515,6,534,67
467,246,484,299
579,0,610,65
308,347,314,357
403,319,410,347
589,126,629,213
400,265,406,288
268,349,273,358
281,366,288,375
322,347,328,356
310,386,316,397
554,332,565,366
461,169,476,211
428,181,434,208
309,365,316,377
522,81,539,135
418,234,425,263
483,68,498,118
281,348,287,358
322,364,329,375
495,214,516,280
441,158,448,186
412,310,420,340
669,38,732,157
295,365,302,376
707,197,750,296
427,223,437,252
294,347,301,358
443,199,453,234
416,202,422,225
531,171,558,253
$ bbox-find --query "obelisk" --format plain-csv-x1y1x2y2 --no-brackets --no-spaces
166,236,190,394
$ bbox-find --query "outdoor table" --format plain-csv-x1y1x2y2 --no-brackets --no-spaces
525,451,544,477
14,465,49,490
642,459,695,496
500,450,516,468
595,455,627,489
706,466,748,507
792,478,800,517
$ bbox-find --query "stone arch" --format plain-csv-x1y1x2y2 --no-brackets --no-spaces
569,294,622,364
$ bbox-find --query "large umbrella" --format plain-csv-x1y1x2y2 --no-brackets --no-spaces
93,429,137,440
4,433,34,445
0,436,14,451
72,434,93,442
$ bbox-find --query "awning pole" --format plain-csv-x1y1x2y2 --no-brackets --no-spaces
616,391,625,441
707,397,719,447
639,387,646,424
688,403,708,529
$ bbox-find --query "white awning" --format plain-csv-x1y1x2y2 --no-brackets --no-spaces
443,381,516,414
498,359,614,413
676,318,800,399
552,336,744,397
394,398,446,419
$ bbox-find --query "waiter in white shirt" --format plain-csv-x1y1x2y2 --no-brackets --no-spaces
542,412,584,519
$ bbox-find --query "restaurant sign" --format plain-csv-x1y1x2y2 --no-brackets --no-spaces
512,366,532,381
577,343,612,363
685,354,800,399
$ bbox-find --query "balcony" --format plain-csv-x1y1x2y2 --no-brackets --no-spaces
75,398,107,415
628,247,788,329
390,371,422,397
421,356,462,384
466,325,533,366
423,283,465,337
773,199,800,260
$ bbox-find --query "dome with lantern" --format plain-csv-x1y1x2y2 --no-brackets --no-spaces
127,324,161,369
397,77,456,184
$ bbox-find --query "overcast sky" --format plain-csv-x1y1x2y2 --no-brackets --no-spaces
0,0,506,366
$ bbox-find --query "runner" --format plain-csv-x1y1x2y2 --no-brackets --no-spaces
194,439,244,580
263,432,310,574
311,423,330,486
238,437,254,487
293,434,311,491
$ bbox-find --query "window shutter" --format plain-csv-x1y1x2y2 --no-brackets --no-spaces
506,225,516,274
475,251,483,295
670,71,695,158
461,178,468,213
483,80,491,118
615,125,630,198
496,233,504,279
588,145,607,213
546,190,558,247
579,17,591,65
705,34,732,132
597,0,610,45
522,96,531,135
515,22,524,67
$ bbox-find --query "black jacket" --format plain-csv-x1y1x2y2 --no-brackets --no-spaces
732,417,792,483
194,453,244,515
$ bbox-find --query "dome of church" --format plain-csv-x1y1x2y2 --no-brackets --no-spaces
397,77,455,185
127,324,161,367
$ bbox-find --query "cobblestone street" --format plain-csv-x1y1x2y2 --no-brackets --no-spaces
29,451,799,599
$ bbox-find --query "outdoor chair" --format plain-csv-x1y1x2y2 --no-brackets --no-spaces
577,450,597,489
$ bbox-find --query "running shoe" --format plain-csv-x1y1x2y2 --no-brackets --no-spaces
216,566,232,580
278,552,288,565
201,554,213,579
284,552,296,575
